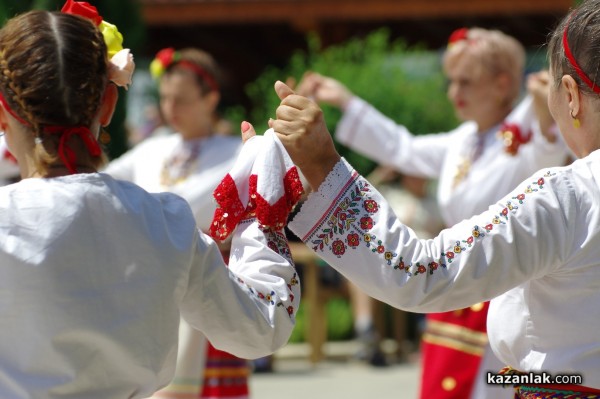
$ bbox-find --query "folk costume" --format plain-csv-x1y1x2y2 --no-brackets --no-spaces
288,154,600,397
333,94,569,398
106,134,251,399
0,173,299,398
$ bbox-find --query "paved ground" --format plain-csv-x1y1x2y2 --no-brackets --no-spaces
250,340,420,399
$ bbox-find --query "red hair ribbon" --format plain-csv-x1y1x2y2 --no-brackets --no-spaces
44,126,102,174
563,16,600,95
0,90,30,126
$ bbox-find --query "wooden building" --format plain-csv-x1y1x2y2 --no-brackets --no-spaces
139,0,573,108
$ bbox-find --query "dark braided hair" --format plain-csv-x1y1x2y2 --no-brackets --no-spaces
0,10,109,174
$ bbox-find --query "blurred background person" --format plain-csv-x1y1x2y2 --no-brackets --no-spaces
297,27,569,399
105,47,249,399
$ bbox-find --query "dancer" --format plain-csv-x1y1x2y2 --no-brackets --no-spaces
0,3,299,398
260,1,600,395
296,27,568,398
106,47,251,399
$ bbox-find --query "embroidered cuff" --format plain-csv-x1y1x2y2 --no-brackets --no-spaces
289,158,355,241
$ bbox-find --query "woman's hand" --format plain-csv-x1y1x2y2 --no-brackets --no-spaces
269,80,341,190
295,72,354,110
241,121,256,144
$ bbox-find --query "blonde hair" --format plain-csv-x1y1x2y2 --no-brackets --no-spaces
443,28,526,105
0,11,109,175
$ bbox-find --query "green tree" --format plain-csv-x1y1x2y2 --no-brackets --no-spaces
227,29,458,176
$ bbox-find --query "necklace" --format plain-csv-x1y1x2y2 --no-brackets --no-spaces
451,125,497,189
159,140,202,187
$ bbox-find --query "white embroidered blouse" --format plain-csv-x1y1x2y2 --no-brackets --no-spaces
335,95,570,226
0,173,299,398
289,154,600,388
105,134,242,231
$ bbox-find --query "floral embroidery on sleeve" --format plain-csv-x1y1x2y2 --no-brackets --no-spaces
233,219,298,317
307,170,556,278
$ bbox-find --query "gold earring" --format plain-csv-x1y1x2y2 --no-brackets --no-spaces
570,109,580,129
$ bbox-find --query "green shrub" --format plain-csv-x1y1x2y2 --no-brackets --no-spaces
225,28,458,176
288,297,354,343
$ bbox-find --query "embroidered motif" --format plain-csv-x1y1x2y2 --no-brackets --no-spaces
498,123,532,156
308,170,556,278
232,220,298,318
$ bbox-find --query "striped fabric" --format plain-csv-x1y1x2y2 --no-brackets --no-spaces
200,343,249,399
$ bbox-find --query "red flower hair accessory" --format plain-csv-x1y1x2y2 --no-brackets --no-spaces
498,123,531,156
150,48,180,80
61,0,135,90
61,0,102,25
448,27,469,48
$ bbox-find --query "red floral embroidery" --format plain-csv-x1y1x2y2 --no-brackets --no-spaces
537,178,545,187
360,216,374,230
332,239,346,256
415,263,427,275
347,233,360,248
310,169,556,282
363,199,379,213
428,261,439,274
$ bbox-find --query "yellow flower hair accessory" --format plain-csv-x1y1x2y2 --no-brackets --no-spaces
61,0,135,90
150,48,180,80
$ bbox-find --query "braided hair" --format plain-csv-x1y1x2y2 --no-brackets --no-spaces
0,10,109,175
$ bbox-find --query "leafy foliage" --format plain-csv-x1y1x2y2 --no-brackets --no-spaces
227,29,458,175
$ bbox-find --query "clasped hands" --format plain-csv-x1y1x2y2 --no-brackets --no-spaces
241,80,341,191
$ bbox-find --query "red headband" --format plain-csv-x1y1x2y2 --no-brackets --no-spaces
152,48,219,92
562,15,600,95
176,60,219,92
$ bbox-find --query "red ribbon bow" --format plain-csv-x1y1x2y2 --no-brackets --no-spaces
44,126,102,174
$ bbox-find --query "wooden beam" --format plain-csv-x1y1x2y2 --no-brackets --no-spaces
141,0,573,26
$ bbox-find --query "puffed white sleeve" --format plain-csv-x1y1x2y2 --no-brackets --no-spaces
289,158,573,313
180,218,299,359
335,96,455,178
